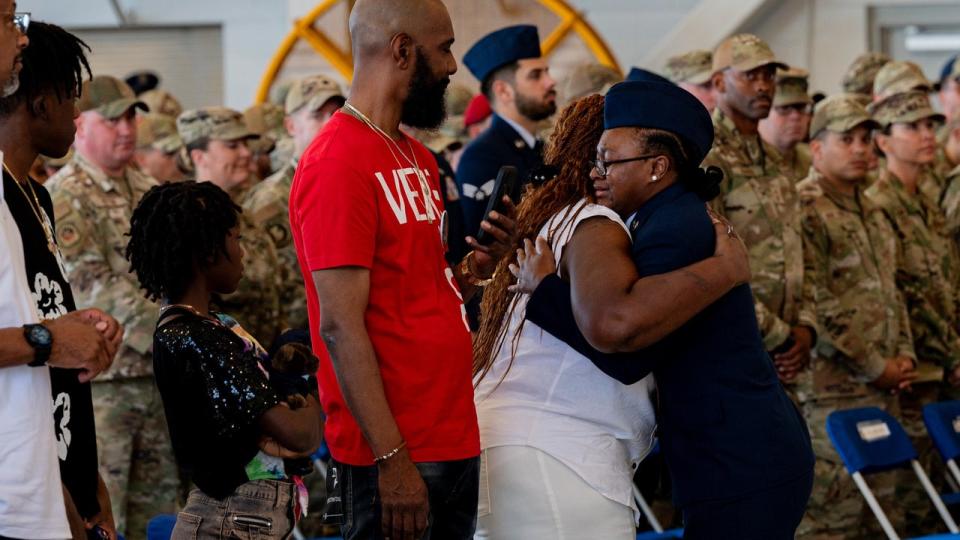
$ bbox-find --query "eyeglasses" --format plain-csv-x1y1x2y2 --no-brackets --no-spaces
1,12,29,34
591,154,660,178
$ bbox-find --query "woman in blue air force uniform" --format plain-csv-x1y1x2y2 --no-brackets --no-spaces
516,81,814,539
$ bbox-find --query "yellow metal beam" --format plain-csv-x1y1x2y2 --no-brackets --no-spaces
256,0,622,103
297,24,354,80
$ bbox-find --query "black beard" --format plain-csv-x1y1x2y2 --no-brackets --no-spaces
515,91,556,122
401,49,449,130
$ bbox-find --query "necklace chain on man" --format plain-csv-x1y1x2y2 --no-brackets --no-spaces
4,163,57,254
342,103,437,223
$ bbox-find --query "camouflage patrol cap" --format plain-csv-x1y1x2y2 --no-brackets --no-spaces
78,75,148,119
773,68,812,107
284,75,345,115
446,84,474,117
243,103,284,154
841,52,890,95
868,90,944,128
664,50,713,85
561,63,623,103
139,89,183,119
137,113,183,153
872,61,932,101
712,34,787,74
810,94,878,138
176,107,258,146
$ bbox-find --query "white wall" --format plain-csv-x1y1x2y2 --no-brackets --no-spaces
25,0,960,109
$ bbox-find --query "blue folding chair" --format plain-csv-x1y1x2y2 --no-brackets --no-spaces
146,514,176,540
923,401,960,505
827,407,960,539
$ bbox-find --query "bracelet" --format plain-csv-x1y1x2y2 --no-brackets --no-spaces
458,251,493,287
374,440,407,464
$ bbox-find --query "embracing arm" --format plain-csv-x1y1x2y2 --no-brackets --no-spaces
565,217,748,353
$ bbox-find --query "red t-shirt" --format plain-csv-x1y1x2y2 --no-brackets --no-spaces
289,112,480,465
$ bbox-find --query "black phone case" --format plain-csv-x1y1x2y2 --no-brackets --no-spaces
475,166,519,245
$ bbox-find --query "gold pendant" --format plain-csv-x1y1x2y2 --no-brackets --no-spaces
48,240,56,254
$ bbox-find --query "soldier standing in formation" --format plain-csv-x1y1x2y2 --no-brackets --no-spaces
704,34,817,396
244,75,345,332
177,107,286,347
759,68,814,183
795,94,917,539
46,75,177,540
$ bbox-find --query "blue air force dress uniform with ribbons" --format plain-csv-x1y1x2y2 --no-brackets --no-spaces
457,24,547,238
522,81,814,539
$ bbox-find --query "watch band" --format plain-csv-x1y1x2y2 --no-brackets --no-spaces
23,323,52,367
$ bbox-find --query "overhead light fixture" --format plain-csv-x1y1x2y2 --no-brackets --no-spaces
904,25,960,52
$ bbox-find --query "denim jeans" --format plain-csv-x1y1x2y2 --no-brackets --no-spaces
326,457,480,540
171,479,297,539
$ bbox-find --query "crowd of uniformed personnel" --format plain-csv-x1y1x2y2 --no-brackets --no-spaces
32,18,960,539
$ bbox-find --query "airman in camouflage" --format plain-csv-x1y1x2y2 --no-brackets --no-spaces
46,75,176,540
841,52,891,103
759,68,814,182
704,34,818,396
133,113,187,184
940,118,960,236
867,89,957,534
243,75,345,331
795,95,915,539
138,88,183,119
179,106,287,345
873,60,933,103
665,49,716,113
242,102,285,180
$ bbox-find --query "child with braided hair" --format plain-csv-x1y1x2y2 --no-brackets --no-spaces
126,180,323,537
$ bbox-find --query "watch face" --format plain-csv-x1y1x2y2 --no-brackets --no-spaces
29,325,52,347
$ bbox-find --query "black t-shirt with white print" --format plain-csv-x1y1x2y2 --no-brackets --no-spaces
3,170,100,519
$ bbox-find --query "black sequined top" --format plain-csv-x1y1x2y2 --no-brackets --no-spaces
153,308,279,499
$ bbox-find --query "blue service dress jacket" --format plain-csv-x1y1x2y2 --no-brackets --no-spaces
455,113,544,237
524,181,814,508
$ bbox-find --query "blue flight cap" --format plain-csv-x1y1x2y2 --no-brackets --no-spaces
464,25,542,83
625,67,674,86
936,54,960,91
604,81,714,165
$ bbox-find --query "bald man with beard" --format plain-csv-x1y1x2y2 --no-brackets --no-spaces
288,1,515,539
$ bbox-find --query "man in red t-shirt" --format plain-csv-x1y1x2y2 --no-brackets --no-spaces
289,1,515,539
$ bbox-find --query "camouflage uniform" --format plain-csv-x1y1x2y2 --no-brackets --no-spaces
663,49,713,86
244,102,290,175
177,107,287,346
138,89,183,119
841,52,891,101
46,76,177,540
941,162,960,237
795,97,914,538
705,108,817,356
242,76,345,331
764,68,814,183
867,90,957,535
705,36,817,371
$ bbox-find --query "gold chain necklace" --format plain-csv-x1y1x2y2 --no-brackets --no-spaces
4,163,57,254
341,103,436,223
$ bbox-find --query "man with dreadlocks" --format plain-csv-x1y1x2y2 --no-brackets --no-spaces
0,15,126,540
47,73,176,539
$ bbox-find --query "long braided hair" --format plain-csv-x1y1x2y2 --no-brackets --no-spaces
125,181,241,302
473,94,606,383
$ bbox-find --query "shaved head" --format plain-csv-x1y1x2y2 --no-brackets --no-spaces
349,0,452,62
348,0,457,130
